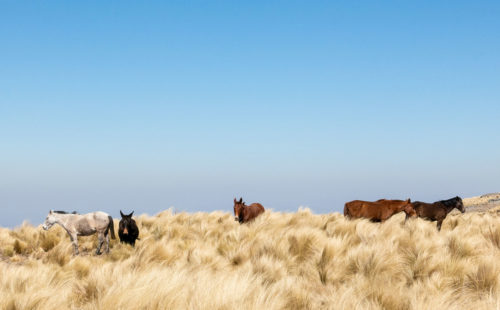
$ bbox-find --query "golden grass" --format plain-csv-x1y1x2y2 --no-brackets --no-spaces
1,208,500,309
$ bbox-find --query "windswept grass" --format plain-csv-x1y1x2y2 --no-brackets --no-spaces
1,208,500,309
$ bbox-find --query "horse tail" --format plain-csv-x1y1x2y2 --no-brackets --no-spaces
108,215,116,239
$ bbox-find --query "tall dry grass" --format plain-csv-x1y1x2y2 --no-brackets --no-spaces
1,208,500,309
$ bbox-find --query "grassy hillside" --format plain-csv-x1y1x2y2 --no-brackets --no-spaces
1,208,500,309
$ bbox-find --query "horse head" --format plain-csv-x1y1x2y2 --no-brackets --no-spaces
42,210,57,230
233,197,245,223
454,196,465,213
119,210,135,235
403,199,417,220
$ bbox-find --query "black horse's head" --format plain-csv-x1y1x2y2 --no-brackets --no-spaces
441,196,465,213
119,210,135,235
454,196,465,213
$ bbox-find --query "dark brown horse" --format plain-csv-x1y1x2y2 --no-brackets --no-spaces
233,198,265,223
344,199,416,222
412,196,465,230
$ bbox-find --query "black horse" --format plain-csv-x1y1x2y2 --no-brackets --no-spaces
118,210,139,246
412,196,465,230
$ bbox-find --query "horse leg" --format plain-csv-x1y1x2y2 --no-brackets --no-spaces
70,233,79,255
96,233,104,255
379,211,389,222
405,213,410,223
437,220,443,231
105,233,110,254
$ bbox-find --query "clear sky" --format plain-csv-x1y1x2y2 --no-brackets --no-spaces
1,1,499,227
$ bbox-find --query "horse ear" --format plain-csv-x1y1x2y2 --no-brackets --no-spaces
234,198,237,203
49,210,53,214
120,210,125,217
129,211,134,217
406,198,411,203
239,197,243,203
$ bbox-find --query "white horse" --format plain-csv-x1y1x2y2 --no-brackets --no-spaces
42,210,116,255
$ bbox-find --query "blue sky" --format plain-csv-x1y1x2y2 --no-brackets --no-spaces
1,1,499,227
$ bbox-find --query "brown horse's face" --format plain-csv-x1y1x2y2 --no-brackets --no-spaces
233,198,244,222
404,204,417,218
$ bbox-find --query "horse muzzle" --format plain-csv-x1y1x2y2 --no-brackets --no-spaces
42,225,48,230
234,217,239,222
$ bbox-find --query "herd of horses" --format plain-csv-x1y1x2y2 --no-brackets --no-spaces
235,196,465,231
344,196,465,230
41,196,465,255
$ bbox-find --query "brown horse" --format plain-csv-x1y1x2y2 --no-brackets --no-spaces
233,198,265,223
412,196,465,230
344,198,416,222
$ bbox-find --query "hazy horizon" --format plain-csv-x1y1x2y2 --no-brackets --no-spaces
1,1,499,227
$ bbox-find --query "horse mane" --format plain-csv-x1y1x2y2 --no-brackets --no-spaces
438,197,461,208
53,211,78,214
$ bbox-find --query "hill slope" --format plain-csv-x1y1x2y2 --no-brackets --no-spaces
1,208,500,309
464,193,500,212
